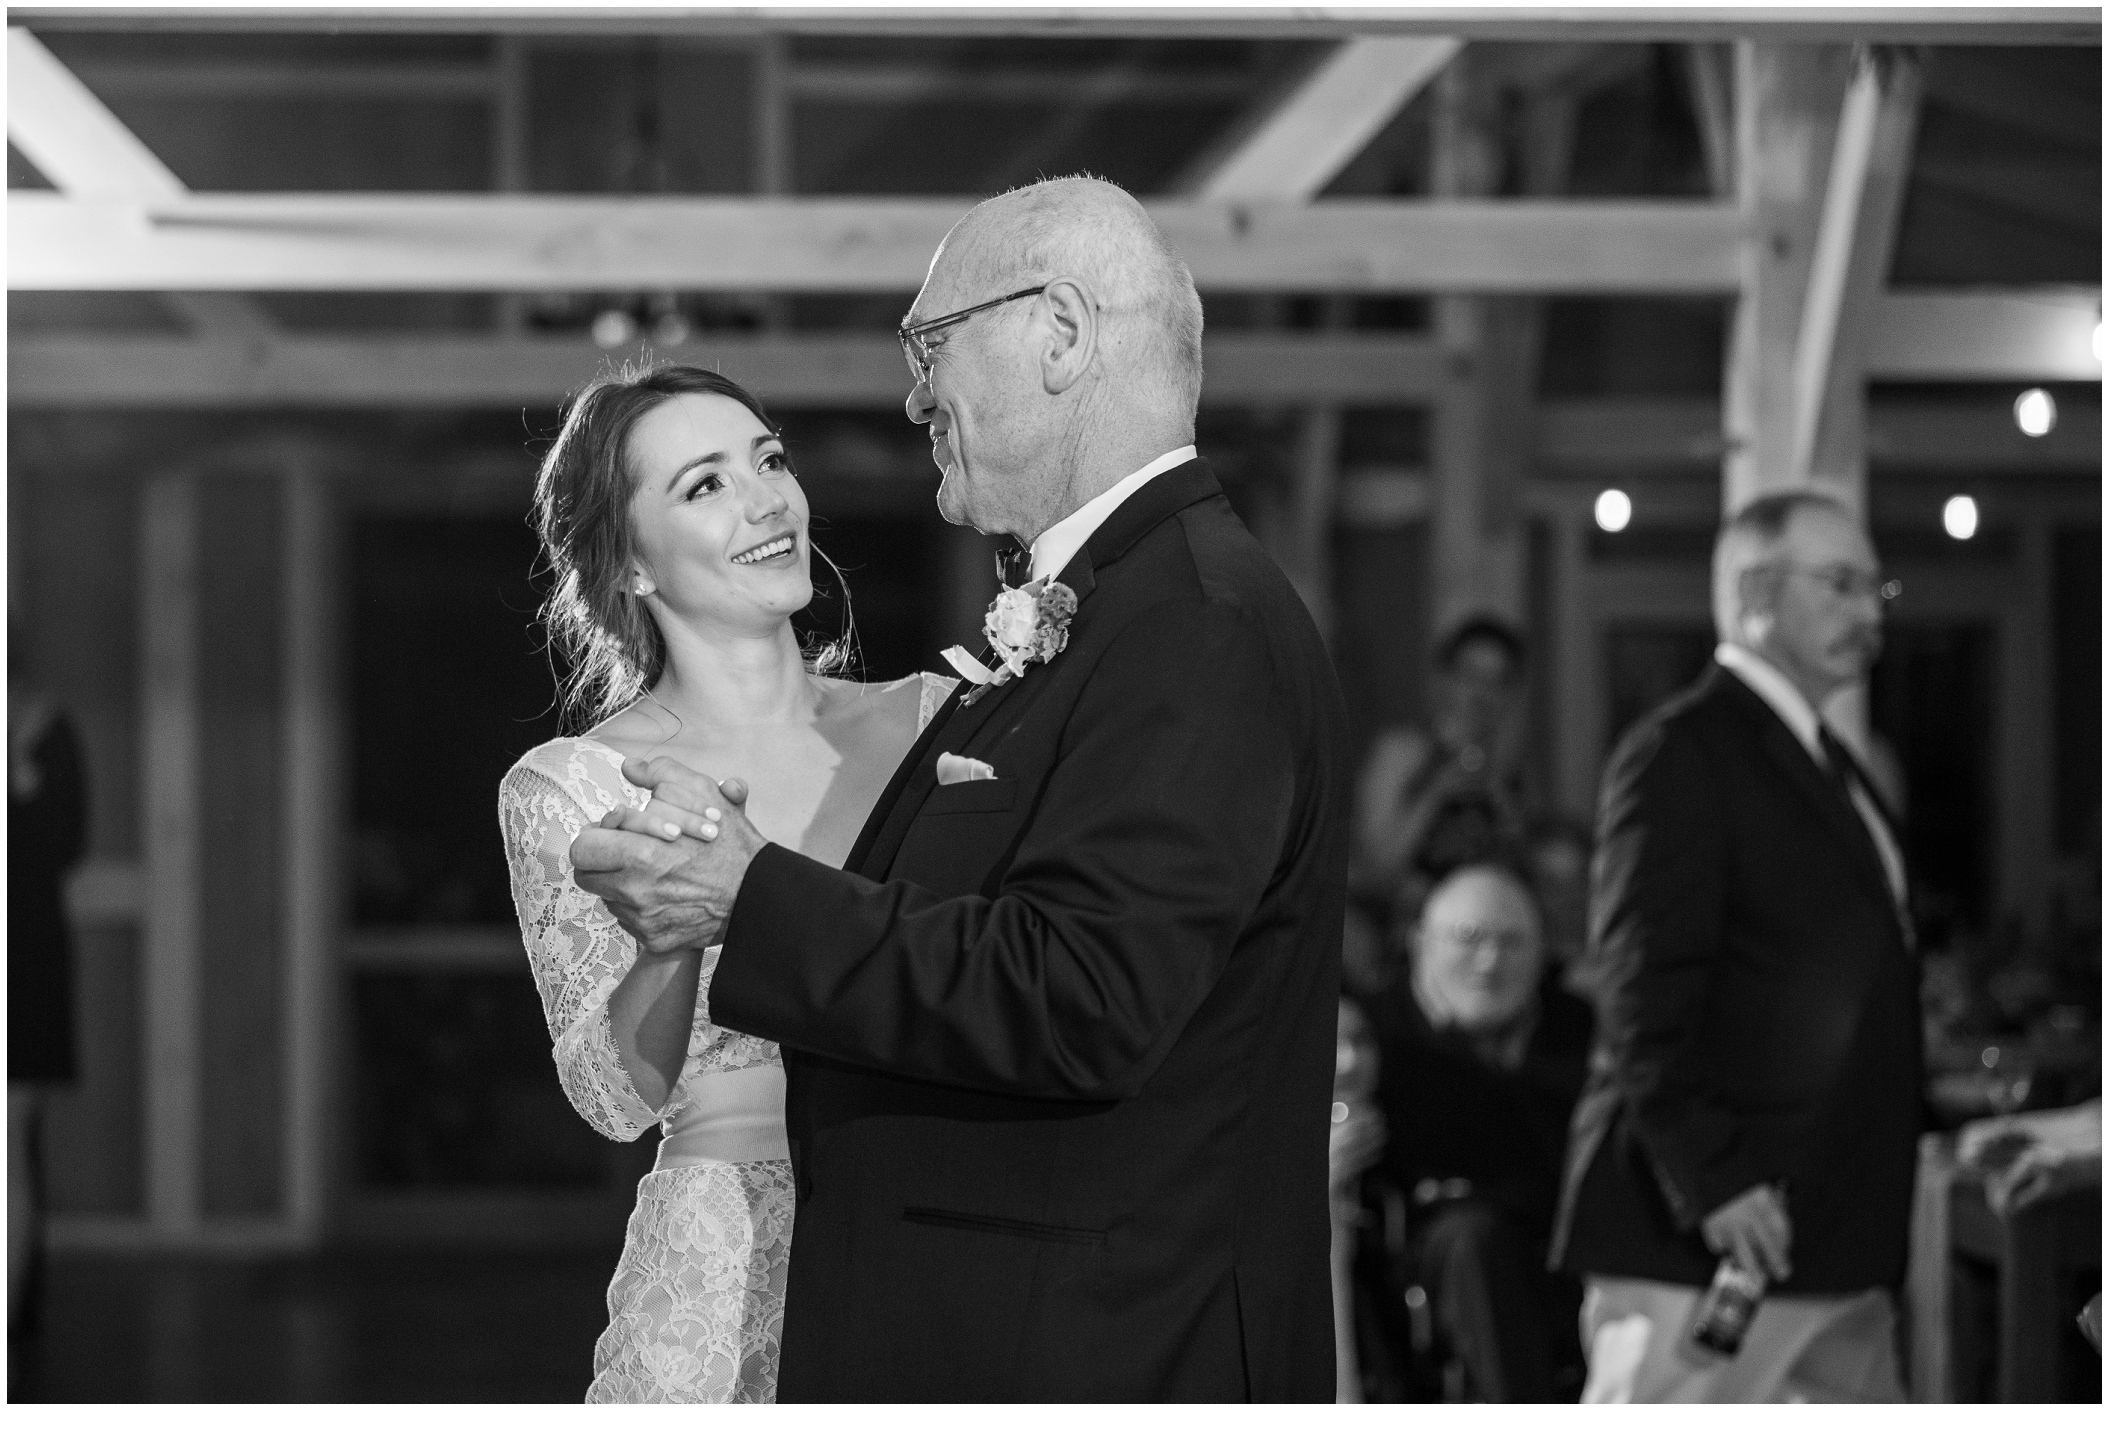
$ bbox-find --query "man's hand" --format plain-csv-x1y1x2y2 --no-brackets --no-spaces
1701,1183,1792,1283
569,757,766,954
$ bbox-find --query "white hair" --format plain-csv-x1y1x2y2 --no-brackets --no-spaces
953,175,1204,419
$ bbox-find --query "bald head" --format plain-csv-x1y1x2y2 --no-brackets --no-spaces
1415,865,1544,1035
933,176,1204,419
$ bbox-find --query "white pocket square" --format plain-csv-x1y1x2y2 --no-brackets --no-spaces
935,751,998,785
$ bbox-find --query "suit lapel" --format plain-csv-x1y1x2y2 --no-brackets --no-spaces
849,459,1224,883
1711,668,1901,920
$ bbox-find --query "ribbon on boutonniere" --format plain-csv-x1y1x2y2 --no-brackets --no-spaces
941,578,1078,706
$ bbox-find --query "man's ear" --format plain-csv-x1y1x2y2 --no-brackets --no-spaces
1735,568,1776,644
1038,277,1096,394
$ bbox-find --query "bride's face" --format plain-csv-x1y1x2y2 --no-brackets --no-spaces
624,392,813,634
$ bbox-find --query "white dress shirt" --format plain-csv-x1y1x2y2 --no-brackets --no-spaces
1027,445,1197,584
1714,642,1907,908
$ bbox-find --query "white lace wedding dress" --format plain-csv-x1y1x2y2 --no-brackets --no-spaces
497,674,952,1403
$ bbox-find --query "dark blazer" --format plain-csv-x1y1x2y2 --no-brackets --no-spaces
1370,976,1593,1240
1549,664,1923,1295
709,458,1350,1401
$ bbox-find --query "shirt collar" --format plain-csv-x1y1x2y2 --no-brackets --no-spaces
1714,641,1823,762
1027,446,1196,584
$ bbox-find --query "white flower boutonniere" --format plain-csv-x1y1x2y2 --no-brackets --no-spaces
941,579,1078,704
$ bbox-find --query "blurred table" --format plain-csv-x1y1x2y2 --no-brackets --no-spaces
1908,1134,2102,1401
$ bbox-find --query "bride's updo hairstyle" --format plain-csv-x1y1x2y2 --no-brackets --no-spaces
533,361,846,730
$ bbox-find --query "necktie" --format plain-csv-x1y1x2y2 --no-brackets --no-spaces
994,541,1031,589
1819,724,1912,934
1818,725,1900,837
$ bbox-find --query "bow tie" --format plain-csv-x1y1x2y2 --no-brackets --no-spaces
995,541,1032,589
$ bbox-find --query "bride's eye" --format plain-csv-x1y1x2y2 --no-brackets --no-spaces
683,473,725,501
759,451,790,474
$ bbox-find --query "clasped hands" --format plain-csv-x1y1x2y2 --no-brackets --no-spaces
570,754,767,954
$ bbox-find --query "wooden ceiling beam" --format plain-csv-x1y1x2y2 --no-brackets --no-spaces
6,193,1747,292
1871,288,2101,381
8,27,280,339
1790,46,1922,484
13,10,2096,45
6,24,186,199
11,291,2093,408
1194,37,1462,202
3,331,1456,409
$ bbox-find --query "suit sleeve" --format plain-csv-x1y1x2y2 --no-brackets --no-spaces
709,595,1297,1102
1590,715,1774,1230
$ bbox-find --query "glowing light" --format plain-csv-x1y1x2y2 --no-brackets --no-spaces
2094,320,2105,363
1942,495,1979,541
2014,387,2056,438
591,308,637,349
1593,488,1633,533
651,311,691,346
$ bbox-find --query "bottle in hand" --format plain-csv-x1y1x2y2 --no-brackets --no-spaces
1685,1256,1767,1359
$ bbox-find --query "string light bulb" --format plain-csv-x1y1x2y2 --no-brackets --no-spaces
1593,488,1633,533
1942,495,1979,541
2014,388,2056,438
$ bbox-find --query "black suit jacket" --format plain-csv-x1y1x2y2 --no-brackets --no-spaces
1369,978,1593,1240
1549,665,1923,1295
709,459,1350,1401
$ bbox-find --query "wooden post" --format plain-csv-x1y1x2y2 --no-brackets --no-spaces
1723,43,1851,513
280,459,340,1245
141,471,202,1241
1429,55,1527,635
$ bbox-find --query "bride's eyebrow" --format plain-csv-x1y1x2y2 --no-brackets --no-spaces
665,452,727,492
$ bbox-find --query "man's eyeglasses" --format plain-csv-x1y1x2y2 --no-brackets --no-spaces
898,285,1048,386
1428,922,1535,957
1772,567,1904,605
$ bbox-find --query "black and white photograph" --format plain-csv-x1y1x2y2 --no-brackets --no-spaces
4,0,2102,1410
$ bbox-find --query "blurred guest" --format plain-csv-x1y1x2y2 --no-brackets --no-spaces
1553,493,1919,1403
1364,864,1593,1401
1958,1097,2101,1217
1523,814,1595,999
1329,998,1387,1402
1351,616,1531,944
8,635,89,1366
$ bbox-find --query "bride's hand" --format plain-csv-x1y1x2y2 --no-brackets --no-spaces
615,755,757,847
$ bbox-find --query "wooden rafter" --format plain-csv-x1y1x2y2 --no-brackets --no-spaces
1195,37,1462,202
10,291,2092,408
8,27,278,338
3,332,1454,408
6,25,185,199
6,193,1747,292
10,10,2094,45
1790,45,1922,483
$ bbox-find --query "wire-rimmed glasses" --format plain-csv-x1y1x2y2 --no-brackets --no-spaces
898,285,1048,386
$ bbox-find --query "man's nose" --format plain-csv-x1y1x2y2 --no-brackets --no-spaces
905,373,935,425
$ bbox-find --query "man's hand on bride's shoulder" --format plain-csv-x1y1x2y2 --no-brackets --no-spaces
567,757,767,954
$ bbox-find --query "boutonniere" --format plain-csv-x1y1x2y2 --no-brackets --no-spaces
941,579,1078,705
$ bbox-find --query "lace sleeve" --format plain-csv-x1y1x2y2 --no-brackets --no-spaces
498,759,665,1142
919,670,961,731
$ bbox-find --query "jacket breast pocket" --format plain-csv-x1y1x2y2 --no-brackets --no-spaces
920,777,1017,815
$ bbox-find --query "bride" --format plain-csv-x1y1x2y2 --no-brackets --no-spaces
499,364,953,1402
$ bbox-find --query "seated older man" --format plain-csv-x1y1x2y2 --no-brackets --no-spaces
1365,863,1595,1401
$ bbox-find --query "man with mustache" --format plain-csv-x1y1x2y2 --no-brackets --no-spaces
1552,492,1920,1402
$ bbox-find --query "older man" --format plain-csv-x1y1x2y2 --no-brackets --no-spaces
1365,864,1593,1400
572,177,1348,1401
1551,492,1921,1402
